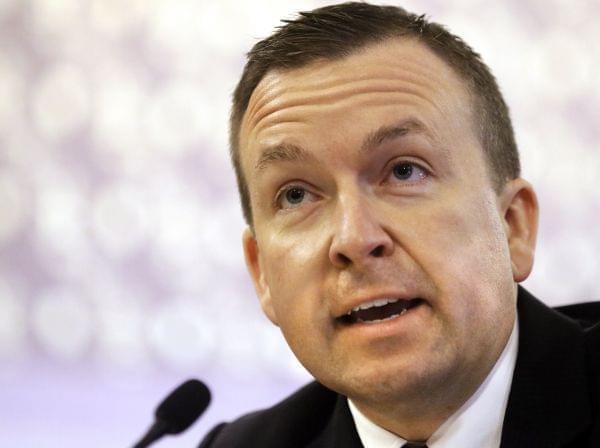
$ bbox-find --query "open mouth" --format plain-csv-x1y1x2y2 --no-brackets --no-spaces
339,298,425,325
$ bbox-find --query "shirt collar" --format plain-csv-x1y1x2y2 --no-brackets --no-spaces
348,316,519,448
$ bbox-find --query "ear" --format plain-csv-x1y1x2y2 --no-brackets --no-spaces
498,178,539,282
242,228,279,326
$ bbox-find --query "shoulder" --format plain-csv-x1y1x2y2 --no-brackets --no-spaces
554,301,600,330
553,300,600,360
198,381,340,448
553,299,600,425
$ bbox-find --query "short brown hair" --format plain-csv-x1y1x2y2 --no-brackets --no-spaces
230,2,520,225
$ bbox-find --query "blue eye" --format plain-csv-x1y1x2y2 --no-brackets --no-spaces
393,163,413,180
276,185,317,210
391,162,427,182
285,187,305,204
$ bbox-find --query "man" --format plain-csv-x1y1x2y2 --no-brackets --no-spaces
200,3,600,447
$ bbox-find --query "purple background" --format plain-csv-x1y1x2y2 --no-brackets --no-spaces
0,0,599,446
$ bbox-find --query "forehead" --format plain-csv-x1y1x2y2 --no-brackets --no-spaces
239,38,475,173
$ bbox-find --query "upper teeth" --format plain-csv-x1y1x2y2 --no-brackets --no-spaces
349,298,399,314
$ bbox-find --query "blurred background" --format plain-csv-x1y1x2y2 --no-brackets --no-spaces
0,0,598,446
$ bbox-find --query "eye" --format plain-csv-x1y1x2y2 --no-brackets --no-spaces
389,161,428,183
276,185,317,210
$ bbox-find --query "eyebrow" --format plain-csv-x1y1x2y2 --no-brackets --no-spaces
254,119,432,172
255,142,317,172
361,119,429,153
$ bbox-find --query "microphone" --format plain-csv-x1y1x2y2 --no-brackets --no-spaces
132,379,211,448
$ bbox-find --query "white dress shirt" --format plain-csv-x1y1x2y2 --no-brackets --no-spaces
348,317,519,448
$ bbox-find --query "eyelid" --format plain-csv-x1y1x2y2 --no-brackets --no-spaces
274,182,318,210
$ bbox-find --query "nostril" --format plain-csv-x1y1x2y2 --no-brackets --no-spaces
329,232,393,267
337,253,352,265
370,245,385,257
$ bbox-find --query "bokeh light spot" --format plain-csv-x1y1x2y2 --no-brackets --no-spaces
31,288,95,360
0,279,27,358
0,170,28,244
91,183,150,258
146,302,217,368
31,63,90,140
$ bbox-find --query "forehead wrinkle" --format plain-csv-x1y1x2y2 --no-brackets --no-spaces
286,56,450,99
244,37,469,135
265,49,449,96
244,52,450,130
265,70,438,106
247,77,445,137
244,74,286,132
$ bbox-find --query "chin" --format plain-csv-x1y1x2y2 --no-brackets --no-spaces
323,358,453,405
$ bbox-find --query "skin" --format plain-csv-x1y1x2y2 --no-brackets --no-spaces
239,38,539,441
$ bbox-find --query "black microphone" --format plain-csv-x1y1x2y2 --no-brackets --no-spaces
132,379,211,448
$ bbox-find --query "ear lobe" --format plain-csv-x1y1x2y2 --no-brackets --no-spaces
500,178,539,282
242,228,279,326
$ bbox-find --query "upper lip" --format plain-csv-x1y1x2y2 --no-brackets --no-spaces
334,292,422,318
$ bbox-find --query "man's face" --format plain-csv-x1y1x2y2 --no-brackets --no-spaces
239,39,520,405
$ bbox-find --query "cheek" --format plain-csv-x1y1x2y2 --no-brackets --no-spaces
393,196,514,362
259,234,335,369
261,229,323,287
396,191,513,323
259,229,331,331
420,192,508,279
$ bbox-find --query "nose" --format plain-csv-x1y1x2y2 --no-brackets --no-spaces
328,194,394,269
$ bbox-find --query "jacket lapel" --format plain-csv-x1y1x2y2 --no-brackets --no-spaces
307,394,363,448
500,287,593,447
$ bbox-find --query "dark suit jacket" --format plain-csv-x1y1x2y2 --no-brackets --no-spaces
199,287,600,447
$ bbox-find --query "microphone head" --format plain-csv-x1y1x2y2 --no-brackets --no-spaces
155,379,211,434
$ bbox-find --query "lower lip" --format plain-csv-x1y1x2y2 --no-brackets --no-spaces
338,301,427,338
